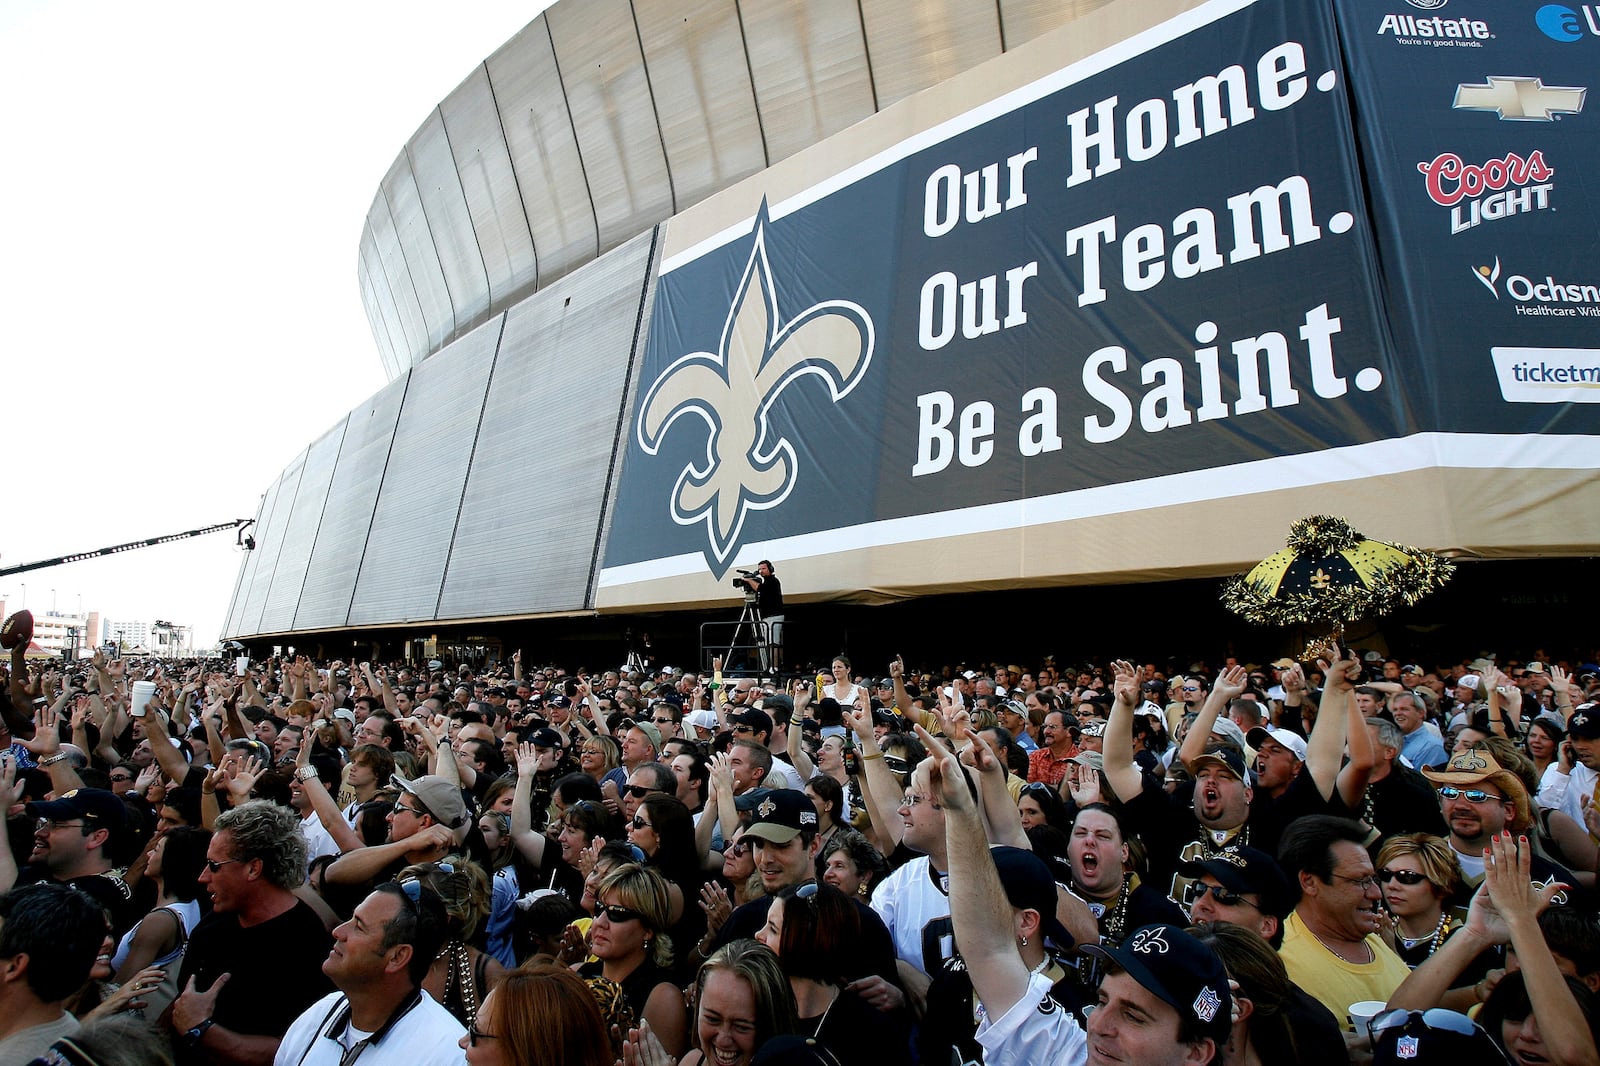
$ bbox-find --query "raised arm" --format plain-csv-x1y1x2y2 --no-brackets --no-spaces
508,744,551,867
918,724,1033,1019
1101,659,1146,803
1306,649,1359,801
1177,665,1247,769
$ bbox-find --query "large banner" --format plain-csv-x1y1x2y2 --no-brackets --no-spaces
1336,0,1600,428
602,0,1414,591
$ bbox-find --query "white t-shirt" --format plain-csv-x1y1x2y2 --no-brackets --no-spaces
274,990,464,1066
975,970,1089,1066
301,812,341,874
870,854,953,978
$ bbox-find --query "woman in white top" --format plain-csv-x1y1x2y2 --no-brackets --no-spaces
824,656,865,710
111,825,209,1018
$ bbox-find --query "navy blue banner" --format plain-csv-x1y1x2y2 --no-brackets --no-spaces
1335,0,1600,428
606,0,1401,579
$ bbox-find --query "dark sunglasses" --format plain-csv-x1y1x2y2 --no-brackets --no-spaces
725,841,748,858
1190,882,1259,909
1367,1008,1506,1060
631,815,653,830
624,784,658,798
595,903,644,924
203,858,242,873
1376,868,1430,886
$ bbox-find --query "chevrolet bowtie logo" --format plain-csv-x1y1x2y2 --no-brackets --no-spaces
1454,76,1586,121
638,202,874,573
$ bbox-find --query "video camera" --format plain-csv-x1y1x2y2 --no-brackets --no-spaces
730,568,759,589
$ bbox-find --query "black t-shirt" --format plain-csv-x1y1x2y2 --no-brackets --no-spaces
174,899,333,1064
756,574,783,615
1246,767,1343,859
1364,764,1449,840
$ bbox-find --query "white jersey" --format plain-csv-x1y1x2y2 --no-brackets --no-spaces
976,971,1089,1066
870,854,953,978
274,990,464,1066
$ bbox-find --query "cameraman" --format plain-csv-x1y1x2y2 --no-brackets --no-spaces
741,560,784,674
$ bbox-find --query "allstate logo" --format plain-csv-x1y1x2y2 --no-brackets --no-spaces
1405,0,1448,8
637,202,875,574
1537,5,1586,41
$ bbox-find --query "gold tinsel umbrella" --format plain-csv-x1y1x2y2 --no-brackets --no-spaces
1221,515,1454,654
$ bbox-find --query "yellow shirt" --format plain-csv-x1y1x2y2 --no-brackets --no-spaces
1279,910,1411,1029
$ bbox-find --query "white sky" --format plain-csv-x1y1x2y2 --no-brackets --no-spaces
0,0,549,650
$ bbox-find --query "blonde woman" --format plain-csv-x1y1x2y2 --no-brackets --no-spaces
1375,833,1463,968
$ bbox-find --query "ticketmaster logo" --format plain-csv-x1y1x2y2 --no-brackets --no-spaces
1491,347,1600,402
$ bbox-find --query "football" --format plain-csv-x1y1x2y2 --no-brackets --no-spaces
1,610,33,651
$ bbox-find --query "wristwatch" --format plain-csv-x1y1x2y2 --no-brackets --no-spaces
38,752,69,767
183,1018,215,1046
294,765,319,782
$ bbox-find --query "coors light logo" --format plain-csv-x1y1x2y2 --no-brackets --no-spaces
1416,148,1554,233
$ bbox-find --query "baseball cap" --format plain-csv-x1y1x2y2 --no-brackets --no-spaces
1081,925,1231,1044
1456,674,1482,691
1565,706,1600,739
742,789,818,845
990,846,1072,947
1177,846,1292,918
1078,722,1106,739
27,787,127,832
1190,745,1248,781
685,709,720,733
1208,717,1249,750
1246,726,1307,763
1270,657,1297,669
730,709,774,737
530,728,566,749
1071,751,1104,773
628,720,663,751
394,773,472,844
1369,1008,1510,1065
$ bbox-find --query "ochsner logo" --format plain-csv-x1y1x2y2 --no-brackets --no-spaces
1473,256,1600,316
1417,149,1554,233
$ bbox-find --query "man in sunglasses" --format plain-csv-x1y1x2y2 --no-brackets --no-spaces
171,801,333,1064
1422,748,1579,909
1178,845,1292,946
276,884,464,1064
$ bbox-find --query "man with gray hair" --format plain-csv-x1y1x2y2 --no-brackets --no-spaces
171,800,333,1065
1391,689,1447,770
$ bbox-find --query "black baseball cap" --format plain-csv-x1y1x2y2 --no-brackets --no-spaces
530,728,566,749
730,708,773,736
1082,924,1232,1045
991,846,1073,948
1177,846,1292,918
1190,745,1248,781
742,789,818,845
28,787,127,832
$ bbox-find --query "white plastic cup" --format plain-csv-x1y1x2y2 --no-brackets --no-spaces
130,680,157,718
1348,999,1388,1034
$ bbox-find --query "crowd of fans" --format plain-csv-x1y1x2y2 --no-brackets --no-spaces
2,637,1599,1065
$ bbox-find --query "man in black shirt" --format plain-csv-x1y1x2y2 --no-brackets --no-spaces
171,800,333,1064
741,560,784,674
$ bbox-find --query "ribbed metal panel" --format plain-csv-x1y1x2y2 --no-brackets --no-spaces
441,63,539,316
356,251,401,379
236,466,296,637
294,376,409,630
380,157,455,354
488,19,595,287
257,420,347,635
546,0,675,254
360,217,422,372
221,490,272,639
411,110,492,338
367,197,430,359
740,0,877,163
437,231,654,618
633,0,766,212
347,316,501,626
860,0,1002,108
998,0,1117,48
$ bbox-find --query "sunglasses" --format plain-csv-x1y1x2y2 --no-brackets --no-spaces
1190,882,1259,909
1376,868,1430,886
725,841,749,858
631,815,653,830
595,903,644,924
466,1023,498,1048
1436,786,1504,804
624,784,658,798
203,858,242,873
1367,1008,1502,1052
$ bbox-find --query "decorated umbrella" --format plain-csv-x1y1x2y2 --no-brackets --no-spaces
1221,515,1454,659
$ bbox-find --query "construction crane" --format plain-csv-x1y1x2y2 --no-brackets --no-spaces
0,520,255,578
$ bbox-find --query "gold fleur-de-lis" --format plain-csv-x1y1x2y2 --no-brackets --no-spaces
1309,568,1332,590
637,204,874,570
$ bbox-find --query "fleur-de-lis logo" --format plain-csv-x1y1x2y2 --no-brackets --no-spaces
1451,751,1488,772
1129,927,1171,955
637,202,874,574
